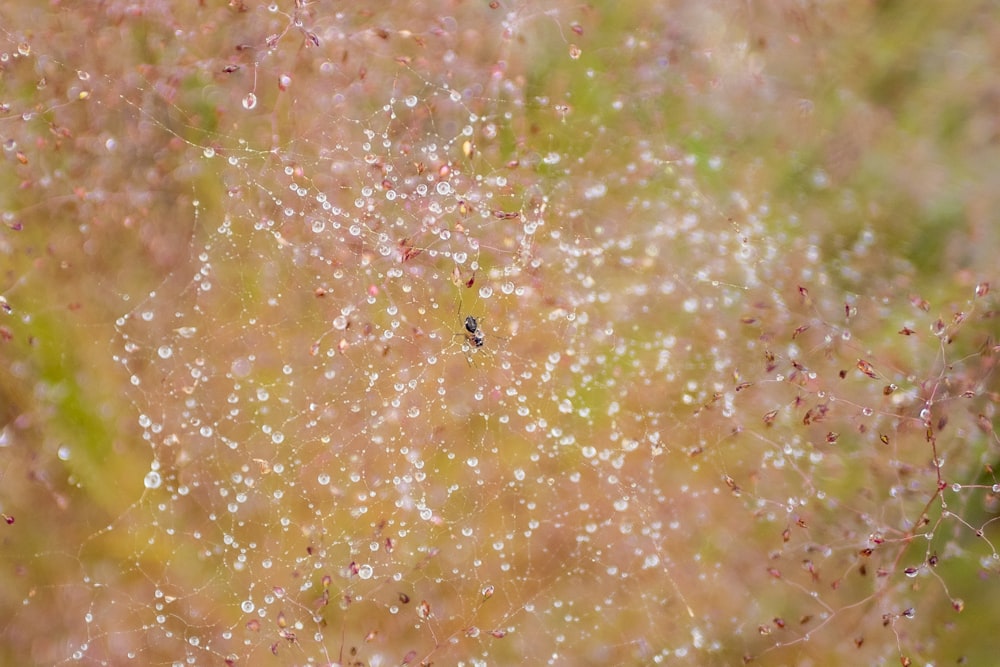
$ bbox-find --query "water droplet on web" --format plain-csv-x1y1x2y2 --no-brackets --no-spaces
242,93,257,110
144,471,162,489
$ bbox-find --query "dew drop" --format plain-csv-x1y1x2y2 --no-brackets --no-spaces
243,92,258,110
144,471,162,489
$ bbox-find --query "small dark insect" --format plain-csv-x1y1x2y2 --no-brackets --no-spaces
464,316,485,348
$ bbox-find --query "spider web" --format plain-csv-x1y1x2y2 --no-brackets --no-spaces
1,3,999,666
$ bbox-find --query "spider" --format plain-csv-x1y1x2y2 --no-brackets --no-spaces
451,274,506,363
454,312,505,366
453,314,487,365
463,315,486,348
